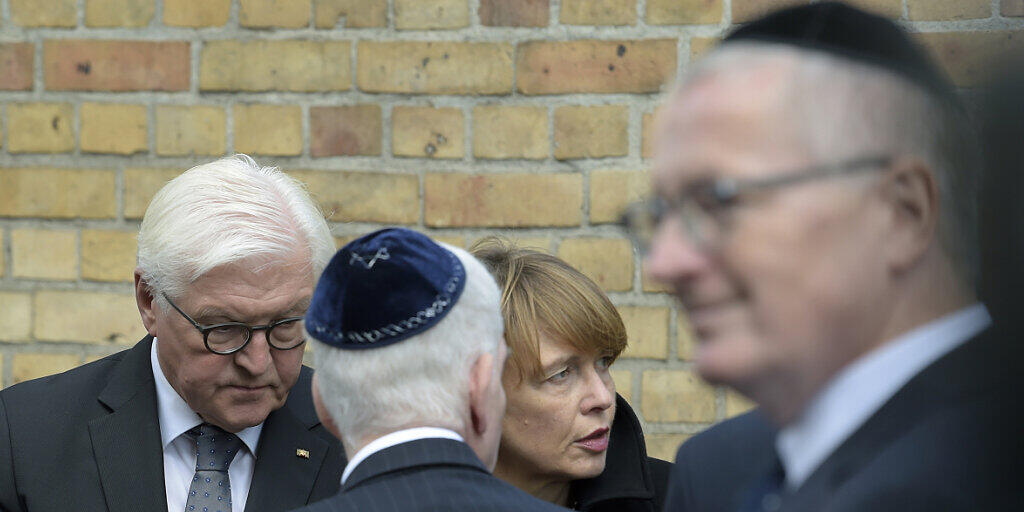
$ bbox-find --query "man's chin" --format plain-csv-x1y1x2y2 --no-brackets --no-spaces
213,401,283,432
694,339,759,389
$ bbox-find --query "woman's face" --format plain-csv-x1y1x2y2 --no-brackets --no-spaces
498,333,617,483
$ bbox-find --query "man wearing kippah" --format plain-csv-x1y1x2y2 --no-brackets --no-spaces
294,228,568,512
627,2,1023,511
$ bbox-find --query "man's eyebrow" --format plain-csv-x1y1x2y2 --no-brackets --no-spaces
191,296,312,322
287,297,312,315
192,305,234,321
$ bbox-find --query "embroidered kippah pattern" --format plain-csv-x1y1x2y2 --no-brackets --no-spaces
312,249,464,345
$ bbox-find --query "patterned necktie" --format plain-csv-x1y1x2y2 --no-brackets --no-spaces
184,423,244,512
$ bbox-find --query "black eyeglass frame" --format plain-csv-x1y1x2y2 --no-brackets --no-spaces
620,155,893,252
162,293,306,355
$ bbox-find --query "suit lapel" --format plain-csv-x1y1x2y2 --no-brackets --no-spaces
783,328,1014,510
243,405,329,512
89,337,168,512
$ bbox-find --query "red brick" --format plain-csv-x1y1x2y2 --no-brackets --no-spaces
479,0,549,26
425,173,582,227
0,43,34,91
44,40,190,91
517,40,676,95
310,105,382,157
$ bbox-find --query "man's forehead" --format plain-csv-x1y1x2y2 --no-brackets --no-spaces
671,54,796,118
652,58,811,194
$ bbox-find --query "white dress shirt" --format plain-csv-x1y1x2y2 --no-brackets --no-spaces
151,339,264,512
776,304,991,490
341,427,465,484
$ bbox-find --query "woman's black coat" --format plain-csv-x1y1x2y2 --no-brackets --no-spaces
568,394,672,512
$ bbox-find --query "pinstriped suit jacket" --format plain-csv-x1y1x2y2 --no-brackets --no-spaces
293,438,570,512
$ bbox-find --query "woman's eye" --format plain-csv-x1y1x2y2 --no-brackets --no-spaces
548,368,571,382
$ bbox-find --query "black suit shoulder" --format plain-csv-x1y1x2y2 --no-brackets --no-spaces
296,438,568,512
779,327,1024,511
665,410,776,512
1,337,345,512
305,465,568,512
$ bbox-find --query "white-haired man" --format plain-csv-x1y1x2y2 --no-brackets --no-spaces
0,155,346,512
292,228,568,512
625,3,1023,511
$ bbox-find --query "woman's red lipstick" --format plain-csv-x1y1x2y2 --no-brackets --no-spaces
575,427,610,452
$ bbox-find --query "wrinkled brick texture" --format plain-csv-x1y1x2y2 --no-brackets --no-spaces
2,1,1022,449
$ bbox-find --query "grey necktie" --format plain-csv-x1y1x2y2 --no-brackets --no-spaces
184,423,244,512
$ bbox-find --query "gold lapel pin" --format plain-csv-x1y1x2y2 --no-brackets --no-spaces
296,448,310,459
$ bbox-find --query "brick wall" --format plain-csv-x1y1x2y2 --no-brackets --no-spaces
1,0,1022,460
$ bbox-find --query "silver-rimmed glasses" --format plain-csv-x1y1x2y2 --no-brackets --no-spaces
620,155,892,253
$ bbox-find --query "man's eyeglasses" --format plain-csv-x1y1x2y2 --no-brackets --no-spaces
620,155,892,252
163,294,306,355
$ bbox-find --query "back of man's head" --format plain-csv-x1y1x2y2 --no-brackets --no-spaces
309,229,505,466
137,154,335,303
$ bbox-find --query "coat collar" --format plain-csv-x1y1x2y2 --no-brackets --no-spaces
570,394,656,509
343,437,489,492
781,326,1019,508
89,336,168,512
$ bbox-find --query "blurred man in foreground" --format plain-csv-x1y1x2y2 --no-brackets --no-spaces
296,228,567,512
0,155,345,512
628,3,1023,510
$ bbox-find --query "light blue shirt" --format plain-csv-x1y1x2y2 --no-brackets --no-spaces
776,304,991,489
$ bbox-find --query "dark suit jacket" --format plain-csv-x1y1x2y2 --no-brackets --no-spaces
666,327,1024,512
293,437,570,512
0,336,346,512
663,410,776,512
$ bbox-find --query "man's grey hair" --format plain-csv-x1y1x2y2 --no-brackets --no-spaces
313,243,505,447
136,154,335,303
681,43,980,285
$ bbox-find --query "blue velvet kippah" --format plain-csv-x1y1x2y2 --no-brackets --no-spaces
306,228,466,349
724,2,956,102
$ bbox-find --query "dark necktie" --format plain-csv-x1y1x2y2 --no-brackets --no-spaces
738,452,786,512
184,423,244,512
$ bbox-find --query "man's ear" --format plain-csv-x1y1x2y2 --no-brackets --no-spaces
881,158,941,273
312,377,342,440
468,352,495,437
134,269,158,335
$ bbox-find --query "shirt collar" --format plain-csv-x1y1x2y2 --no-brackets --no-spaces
776,303,991,489
341,427,465,484
150,338,263,456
